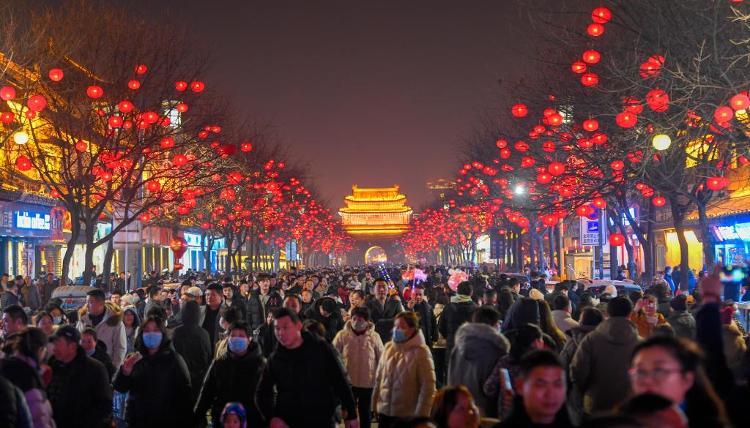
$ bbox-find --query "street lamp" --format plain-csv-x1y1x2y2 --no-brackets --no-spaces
514,184,526,196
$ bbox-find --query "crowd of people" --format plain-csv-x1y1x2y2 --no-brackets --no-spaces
0,264,749,427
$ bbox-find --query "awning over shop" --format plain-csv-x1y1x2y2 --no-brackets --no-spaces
686,194,750,221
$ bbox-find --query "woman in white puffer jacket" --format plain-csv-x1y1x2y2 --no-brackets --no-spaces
333,306,384,428
373,311,437,428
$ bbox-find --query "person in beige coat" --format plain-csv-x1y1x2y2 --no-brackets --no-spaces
373,311,437,428
333,306,384,428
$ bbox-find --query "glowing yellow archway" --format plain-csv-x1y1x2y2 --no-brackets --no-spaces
365,246,388,264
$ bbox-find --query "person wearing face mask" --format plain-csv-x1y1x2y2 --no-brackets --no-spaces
333,306,385,428
195,321,265,428
80,328,115,380
373,311,437,428
113,316,193,427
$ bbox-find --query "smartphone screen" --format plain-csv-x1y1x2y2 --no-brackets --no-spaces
500,368,513,391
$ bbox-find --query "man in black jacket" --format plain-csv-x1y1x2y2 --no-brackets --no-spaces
47,325,113,428
247,274,283,331
365,278,404,344
257,308,358,428
173,300,212,402
407,285,436,347
195,320,266,427
438,281,477,353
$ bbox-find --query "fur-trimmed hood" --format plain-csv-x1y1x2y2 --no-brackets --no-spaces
454,322,510,361
78,301,123,327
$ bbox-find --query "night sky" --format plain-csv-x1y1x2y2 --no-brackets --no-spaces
133,0,532,209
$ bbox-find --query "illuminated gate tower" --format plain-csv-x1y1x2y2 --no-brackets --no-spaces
339,185,412,264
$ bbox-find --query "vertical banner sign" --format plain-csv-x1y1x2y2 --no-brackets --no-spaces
489,227,505,259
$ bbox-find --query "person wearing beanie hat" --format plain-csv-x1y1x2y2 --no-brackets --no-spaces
306,296,344,342
221,402,247,428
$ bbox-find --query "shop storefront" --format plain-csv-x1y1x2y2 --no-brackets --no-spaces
0,200,64,278
182,232,224,272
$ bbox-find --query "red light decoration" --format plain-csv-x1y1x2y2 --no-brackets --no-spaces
27,94,47,112
135,64,148,75
128,80,141,90
615,111,638,128
610,160,625,171
652,196,666,207
0,86,15,100
240,141,253,152
582,118,599,132
587,23,605,37
542,141,556,152
541,214,558,227
591,7,612,24
592,197,607,209
118,100,135,113
730,93,750,111
713,106,734,124
706,176,728,191
548,162,565,176
175,81,188,91
176,103,189,113
172,154,188,166
48,68,64,82
511,103,528,118
0,111,14,125
623,97,644,114
190,81,205,92
571,61,587,74
581,72,599,87
646,89,669,112
75,141,88,152
108,115,123,128
496,139,508,148
514,140,529,152
582,49,601,64
15,155,32,171
146,181,161,193
521,156,536,168
160,137,175,149
576,205,594,217
609,233,625,247
86,85,104,99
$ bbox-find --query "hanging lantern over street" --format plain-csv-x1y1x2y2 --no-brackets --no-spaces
646,89,669,112
616,112,638,128
511,103,528,118
652,196,666,207
127,80,141,90
591,7,612,24
0,86,16,100
135,64,148,75
15,155,32,171
706,176,728,191
27,94,47,112
609,233,625,246
86,85,104,99
581,72,599,87
175,81,188,91
610,160,624,171
240,141,253,152
571,61,587,74
582,49,601,64
591,197,607,209
118,100,135,113
582,118,599,132
48,68,64,82
541,214,558,227
652,134,672,150
730,93,750,111
75,140,88,152
587,23,605,37
714,106,734,124
548,162,566,176
190,81,205,92
170,237,188,259
576,205,594,217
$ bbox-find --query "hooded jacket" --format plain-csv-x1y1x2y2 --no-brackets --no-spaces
47,346,112,428
306,296,345,342
172,301,212,401
448,322,510,417
195,340,266,427
570,316,640,414
112,335,192,428
77,302,127,368
667,309,696,340
373,330,437,418
256,331,357,427
332,320,384,388
438,295,477,349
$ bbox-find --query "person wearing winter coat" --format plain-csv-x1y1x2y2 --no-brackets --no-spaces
666,294,696,340
195,320,265,428
447,306,510,418
113,316,193,428
373,311,437,427
551,294,579,333
366,278,405,344
47,326,112,428
629,294,670,338
172,300,212,403
570,296,641,416
332,306,385,428
256,308,358,428
0,327,56,428
406,285,437,347
20,277,42,312
121,307,140,354
438,281,477,352
79,329,116,380
76,289,126,368
305,296,345,342
246,275,283,331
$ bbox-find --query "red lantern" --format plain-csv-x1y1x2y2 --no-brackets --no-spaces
615,112,638,128
713,106,734,124
730,93,750,111
547,113,563,126
548,162,565,176
26,94,47,112
706,176,728,191
652,196,666,207
118,100,135,113
582,118,599,132
610,160,624,171
0,111,14,125
571,61,587,74
175,81,188,91
646,89,669,112
542,141,556,152
576,205,594,217
581,72,599,87
172,154,188,166
176,103,189,113
15,155,32,171
623,97,644,114
75,140,88,152
160,137,175,149
169,237,188,259
591,197,607,209
496,139,508,149
514,140,529,152
190,81,205,92
511,103,528,118
591,7,612,24
541,214,558,227
0,86,15,100
108,115,123,128
48,68,64,82
609,233,625,247
536,172,552,184
240,141,253,152
520,156,536,168
582,49,601,64
86,85,104,99
587,23,605,37
146,181,161,193
135,64,148,75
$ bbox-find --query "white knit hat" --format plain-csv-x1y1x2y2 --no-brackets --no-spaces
529,288,545,301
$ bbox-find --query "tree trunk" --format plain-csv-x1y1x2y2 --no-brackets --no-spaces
671,203,691,291
82,217,97,286
548,228,555,273
102,238,115,291
61,207,81,286
697,202,714,271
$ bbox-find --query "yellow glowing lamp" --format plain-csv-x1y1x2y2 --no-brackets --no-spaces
652,134,671,151
13,131,29,144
